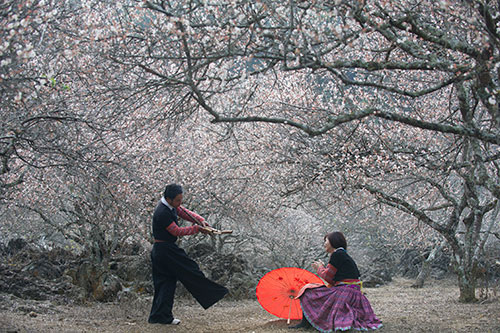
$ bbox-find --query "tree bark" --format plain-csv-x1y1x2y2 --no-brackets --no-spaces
412,240,445,288
456,270,478,303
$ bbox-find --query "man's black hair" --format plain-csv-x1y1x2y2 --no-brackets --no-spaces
164,183,183,200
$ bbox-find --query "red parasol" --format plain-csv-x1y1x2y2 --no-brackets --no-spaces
256,267,324,323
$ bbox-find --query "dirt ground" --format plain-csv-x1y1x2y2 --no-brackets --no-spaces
1,278,499,333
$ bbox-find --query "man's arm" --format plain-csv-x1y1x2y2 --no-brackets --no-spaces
166,222,200,236
177,206,209,227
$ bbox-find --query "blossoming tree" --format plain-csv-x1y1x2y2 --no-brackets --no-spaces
99,0,500,302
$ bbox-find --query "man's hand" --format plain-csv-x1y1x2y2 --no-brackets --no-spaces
199,219,210,227
199,226,212,234
199,226,233,235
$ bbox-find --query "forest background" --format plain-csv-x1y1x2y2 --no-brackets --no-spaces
1,0,500,318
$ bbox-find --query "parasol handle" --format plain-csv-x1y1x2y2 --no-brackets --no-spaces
287,296,293,324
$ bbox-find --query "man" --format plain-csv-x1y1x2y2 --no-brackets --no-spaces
148,183,228,325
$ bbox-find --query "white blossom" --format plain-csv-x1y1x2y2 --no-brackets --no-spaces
1,58,12,67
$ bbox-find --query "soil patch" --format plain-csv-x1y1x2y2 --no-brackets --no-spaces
1,278,499,332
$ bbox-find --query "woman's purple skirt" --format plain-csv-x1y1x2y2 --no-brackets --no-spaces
300,285,382,332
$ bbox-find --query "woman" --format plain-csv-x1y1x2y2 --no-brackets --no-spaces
291,231,382,331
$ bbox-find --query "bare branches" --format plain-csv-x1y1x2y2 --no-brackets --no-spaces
208,108,376,137
117,1,500,147
143,1,173,17
374,110,500,145
360,184,448,235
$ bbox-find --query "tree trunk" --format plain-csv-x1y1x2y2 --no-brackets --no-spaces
456,264,478,303
412,240,445,288
412,258,431,289
457,276,477,302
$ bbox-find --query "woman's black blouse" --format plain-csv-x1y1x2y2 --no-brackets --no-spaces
329,249,360,281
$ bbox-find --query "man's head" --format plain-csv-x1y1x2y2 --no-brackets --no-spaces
164,183,183,208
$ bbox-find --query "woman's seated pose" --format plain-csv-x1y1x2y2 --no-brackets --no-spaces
291,231,382,331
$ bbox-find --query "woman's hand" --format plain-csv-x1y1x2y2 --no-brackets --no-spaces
311,260,324,271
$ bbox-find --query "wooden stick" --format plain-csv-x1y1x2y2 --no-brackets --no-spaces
287,297,293,324
200,226,233,235
178,206,233,235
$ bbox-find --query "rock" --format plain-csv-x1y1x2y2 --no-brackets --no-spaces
188,243,215,258
397,247,452,279
66,260,122,302
362,272,391,288
117,287,139,303
132,280,154,295
111,254,151,282
94,272,122,301
22,259,63,280
359,257,394,288
6,238,28,255
0,238,257,304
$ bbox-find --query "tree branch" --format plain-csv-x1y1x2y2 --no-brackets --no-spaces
360,184,449,235
374,111,500,145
